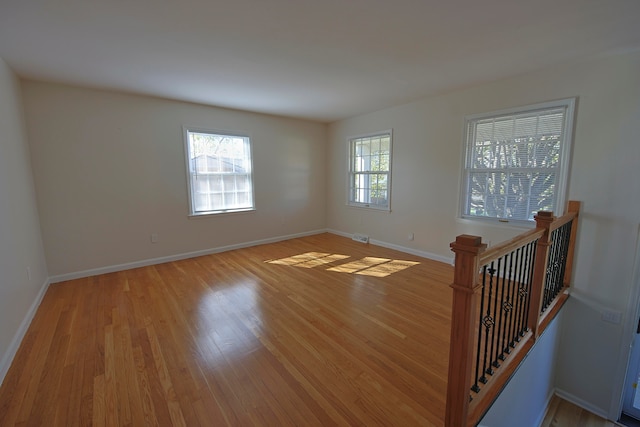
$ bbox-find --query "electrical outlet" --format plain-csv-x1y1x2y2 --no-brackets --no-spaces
151,233,159,243
408,233,414,241
602,309,622,324
26,267,31,281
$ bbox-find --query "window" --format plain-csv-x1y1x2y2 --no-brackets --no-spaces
184,128,254,215
348,130,392,210
460,99,575,223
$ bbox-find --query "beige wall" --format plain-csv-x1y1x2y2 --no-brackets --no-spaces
328,51,640,415
22,82,327,277
0,58,49,381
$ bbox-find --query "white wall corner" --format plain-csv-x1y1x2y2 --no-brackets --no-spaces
553,388,609,420
0,277,51,387
536,389,560,427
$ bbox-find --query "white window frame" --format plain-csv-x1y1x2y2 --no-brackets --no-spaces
459,98,576,225
347,130,393,211
183,127,255,216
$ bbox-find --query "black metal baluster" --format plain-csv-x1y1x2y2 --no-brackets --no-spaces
499,251,515,361
552,224,565,301
508,247,522,349
556,222,571,297
515,242,529,339
552,227,563,300
547,231,556,306
558,221,572,293
522,240,537,333
517,241,529,336
543,231,554,310
509,246,527,353
491,257,503,370
547,229,560,309
471,265,488,393
480,263,496,382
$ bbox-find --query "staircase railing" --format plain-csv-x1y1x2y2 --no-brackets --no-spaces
445,201,580,427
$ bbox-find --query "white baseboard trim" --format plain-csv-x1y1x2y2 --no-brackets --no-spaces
326,229,455,265
0,277,51,387
554,388,609,420
536,388,561,427
49,229,327,283
51,229,455,284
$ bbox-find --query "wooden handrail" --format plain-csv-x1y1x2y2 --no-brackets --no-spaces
445,201,581,427
548,210,577,233
478,228,544,266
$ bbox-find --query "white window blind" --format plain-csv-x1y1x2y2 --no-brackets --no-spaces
348,131,392,210
184,129,254,215
461,99,575,222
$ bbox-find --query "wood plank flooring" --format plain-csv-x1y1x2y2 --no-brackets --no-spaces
0,233,455,426
541,395,620,427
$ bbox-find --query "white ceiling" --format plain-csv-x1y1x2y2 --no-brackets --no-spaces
1,0,639,123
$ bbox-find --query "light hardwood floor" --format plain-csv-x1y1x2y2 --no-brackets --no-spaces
0,233,455,426
541,395,620,427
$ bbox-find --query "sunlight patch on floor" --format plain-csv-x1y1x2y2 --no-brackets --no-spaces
267,252,350,268
327,257,390,273
355,260,420,277
267,252,420,277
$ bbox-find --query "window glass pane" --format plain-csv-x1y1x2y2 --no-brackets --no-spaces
476,121,494,142
493,118,514,141
371,174,387,205
462,101,573,221
223,192,236,207
538,112,564,135
467,172,486,215
531,172,556,211
348,131,392,209
186,130,254,214
236,191,250,206
370,137,380,155
223,175,235,190
209,175,223,192
514,116,537,138
236,175,249,191
533,140,561,167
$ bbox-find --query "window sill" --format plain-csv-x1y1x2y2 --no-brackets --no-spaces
347,203,391,212
188,208,256,218
456,216,535,230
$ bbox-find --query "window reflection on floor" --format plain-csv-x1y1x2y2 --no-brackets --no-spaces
268,252,350,268
196,282,262,368
267,252,419,278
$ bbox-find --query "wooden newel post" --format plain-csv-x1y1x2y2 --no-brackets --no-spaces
528,211,554,338
445,235,486,427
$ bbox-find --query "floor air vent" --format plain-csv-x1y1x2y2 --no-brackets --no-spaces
352,233,369,243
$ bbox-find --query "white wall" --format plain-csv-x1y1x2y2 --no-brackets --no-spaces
0,58,49,383
328,51,640,416
22,82,327,278
478,312,563,427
